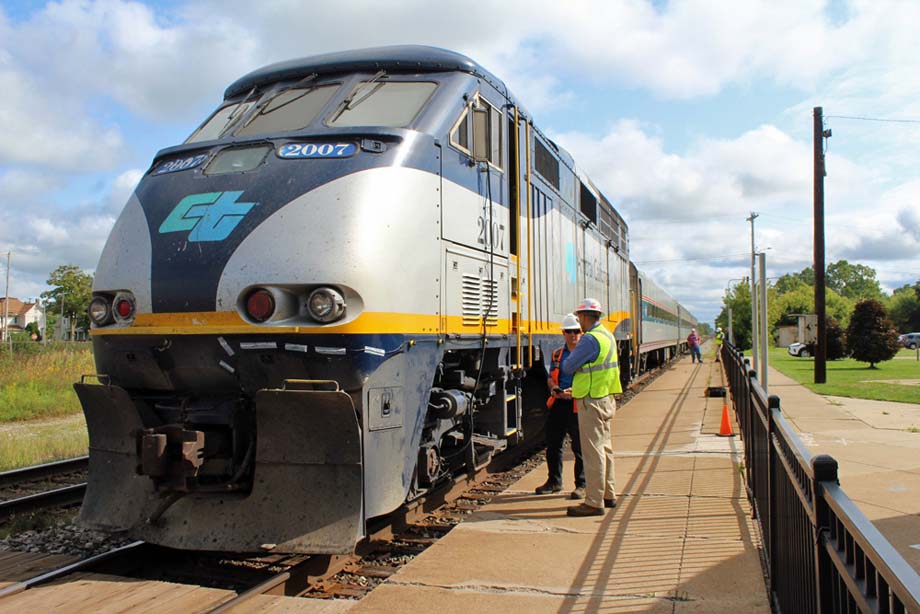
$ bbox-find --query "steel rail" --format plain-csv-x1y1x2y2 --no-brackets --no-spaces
0,456,88,489
0,483,86,520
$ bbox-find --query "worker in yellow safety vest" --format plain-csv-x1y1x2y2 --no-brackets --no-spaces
560,298,622,517
535,314,586,499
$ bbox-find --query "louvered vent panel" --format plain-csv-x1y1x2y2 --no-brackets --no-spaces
461,274,499,327
482,278,498,325
461,274,483,326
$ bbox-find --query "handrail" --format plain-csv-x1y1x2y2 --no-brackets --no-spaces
721,341,920,612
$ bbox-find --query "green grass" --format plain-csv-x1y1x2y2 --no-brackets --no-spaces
0,415,88,471
769,347,920,404
0,344,93,469
0,343,94,421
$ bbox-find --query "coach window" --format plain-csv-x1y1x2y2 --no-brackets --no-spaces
328,81,437,128
235,85,339,136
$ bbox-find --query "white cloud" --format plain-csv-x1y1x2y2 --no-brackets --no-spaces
0,51,126,170
108,169,143,214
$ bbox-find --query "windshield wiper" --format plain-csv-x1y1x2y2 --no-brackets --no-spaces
329,70,387,122
218,86,258,138
248,73,320,119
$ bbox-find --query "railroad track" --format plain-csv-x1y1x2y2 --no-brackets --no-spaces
0,456,88,521
0,456,88,489
0,443,545,607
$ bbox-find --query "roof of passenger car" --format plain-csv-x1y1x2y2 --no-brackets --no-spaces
225,45,509,100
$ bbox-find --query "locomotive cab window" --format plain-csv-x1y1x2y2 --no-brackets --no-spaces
186,99,257,144
235,85,339,136
450,95,503,170
327,81,437,128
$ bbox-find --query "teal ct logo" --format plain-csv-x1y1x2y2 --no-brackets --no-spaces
158,191,257,242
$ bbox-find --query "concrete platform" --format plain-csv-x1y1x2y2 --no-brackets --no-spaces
765,366,920,574
353,359,770,613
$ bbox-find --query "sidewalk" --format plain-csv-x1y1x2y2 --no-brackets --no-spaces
352,358,770,613
765,366,920,574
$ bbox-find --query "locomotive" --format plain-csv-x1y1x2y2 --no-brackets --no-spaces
77,45,696,554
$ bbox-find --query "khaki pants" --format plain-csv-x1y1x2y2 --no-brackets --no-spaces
576,395,617,508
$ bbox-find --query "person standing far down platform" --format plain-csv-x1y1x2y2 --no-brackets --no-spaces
561,298,622,517
535,314,587,500
714,327,724,362
687,328,702,363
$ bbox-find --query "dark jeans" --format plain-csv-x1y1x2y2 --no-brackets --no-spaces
545,399,585,488
691,346,701,362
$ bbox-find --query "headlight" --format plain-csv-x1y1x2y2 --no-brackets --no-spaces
306,287,346,323
88,297,113,326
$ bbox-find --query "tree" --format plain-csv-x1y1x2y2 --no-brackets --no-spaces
716,280,752,349
771,285,853,331
887,281,920,332
845,299,901,368
774,271,810,295
25,321,41,341
40,265,94,332
826,260,883,301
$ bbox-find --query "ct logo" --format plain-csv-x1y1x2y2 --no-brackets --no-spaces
158,191,257,242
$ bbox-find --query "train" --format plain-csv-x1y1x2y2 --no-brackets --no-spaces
76,45,696,554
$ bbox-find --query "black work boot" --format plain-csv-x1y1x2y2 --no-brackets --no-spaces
535,481,563,494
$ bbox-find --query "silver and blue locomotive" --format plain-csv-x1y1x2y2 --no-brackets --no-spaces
78,46,695,554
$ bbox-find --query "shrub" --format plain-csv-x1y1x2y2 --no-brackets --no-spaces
806,317,847,360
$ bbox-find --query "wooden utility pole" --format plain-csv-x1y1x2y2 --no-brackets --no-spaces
813,107,830,384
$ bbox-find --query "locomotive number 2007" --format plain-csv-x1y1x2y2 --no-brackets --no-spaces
477,215,505,251
278,143,357,158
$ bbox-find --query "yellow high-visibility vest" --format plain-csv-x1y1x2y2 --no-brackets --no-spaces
572,324,621,398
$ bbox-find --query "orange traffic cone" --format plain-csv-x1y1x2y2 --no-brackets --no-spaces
717,403,735,437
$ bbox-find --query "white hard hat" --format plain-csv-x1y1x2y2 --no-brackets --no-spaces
717,327,722,332
691,328,696,332
575,297,603,315
561,313,580,330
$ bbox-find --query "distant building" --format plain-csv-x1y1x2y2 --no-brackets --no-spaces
0,297,43,339
54,315,88,342
777,314,817,347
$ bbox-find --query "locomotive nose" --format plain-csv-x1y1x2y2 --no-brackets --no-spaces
75,378,364,553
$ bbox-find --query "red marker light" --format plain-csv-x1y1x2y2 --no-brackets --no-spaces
245,289,275,323
115,298,133,318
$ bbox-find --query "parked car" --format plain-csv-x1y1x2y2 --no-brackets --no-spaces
788,342,810,357
898,333,920,349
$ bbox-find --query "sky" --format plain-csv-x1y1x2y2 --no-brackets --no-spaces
1,0,919,326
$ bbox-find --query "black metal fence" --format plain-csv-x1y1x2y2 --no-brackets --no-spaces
722,342,920,614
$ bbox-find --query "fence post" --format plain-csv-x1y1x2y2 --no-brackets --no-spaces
767,394,781,596
813,454,839,614
746,367,758,520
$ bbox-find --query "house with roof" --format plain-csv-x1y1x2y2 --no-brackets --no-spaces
0,297,43,339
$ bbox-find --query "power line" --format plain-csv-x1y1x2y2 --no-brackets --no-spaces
633,251,751,264
825,114,920,125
